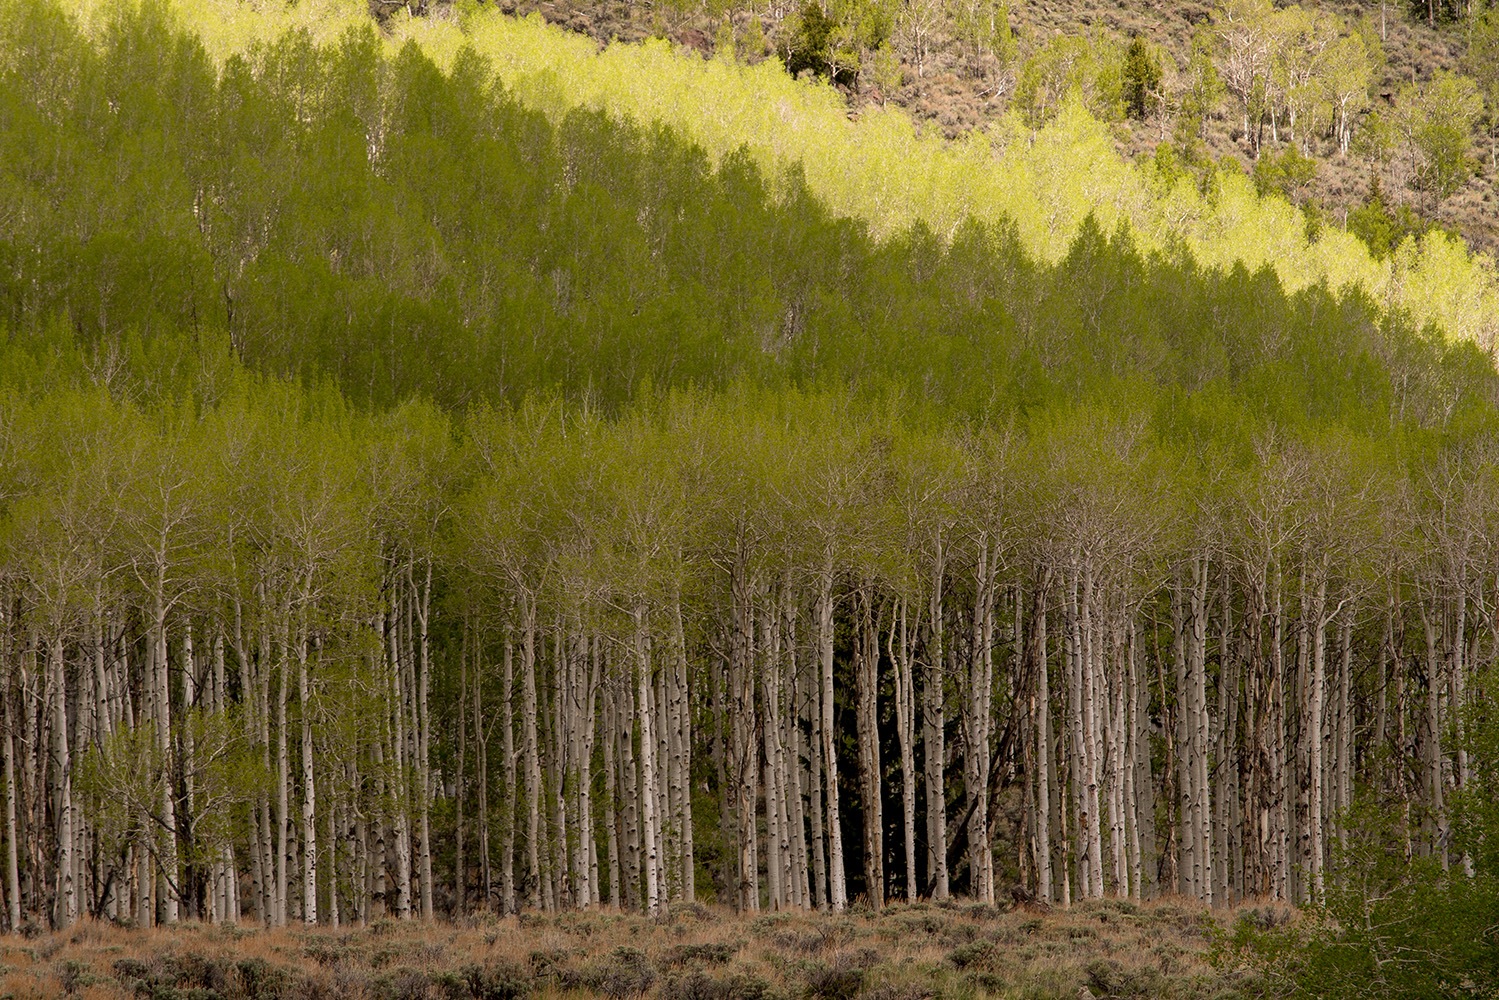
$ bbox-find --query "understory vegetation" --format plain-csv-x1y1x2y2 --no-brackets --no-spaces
0,900,1246,1000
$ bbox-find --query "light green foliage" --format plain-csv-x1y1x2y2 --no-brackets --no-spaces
1352,107,1395,166
945,0,1012,84
1212,0,1373,158
406,0,1499,350
739,14,765,61
713,17,735,60
1320,30,1372,155
1174,27,1224,160
829,0,898,83
868,42,902,97
1014,31,1126,126
24,0,1499,356
1395,70,1484,206
1470,9,1499,111
1252,145,1317,204
1345,176,1438,261
1272,5,1340,151
1393,230,1499,355
1212,0,1275,144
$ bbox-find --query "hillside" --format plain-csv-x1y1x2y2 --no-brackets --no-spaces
475,0,1499,255
66,0,1499,354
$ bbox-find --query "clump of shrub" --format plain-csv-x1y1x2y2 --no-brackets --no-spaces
436,961,529,1000
947,942,992,970
588,946,656,998
171,952,234,993
862,984,934,1000
237,956,291,1000
663,943,737,968
57,959,99,995
1083,958,1169,999
377,967,434,1000
302,943,346,967
888,912,947,938
660,970,727,1000
661,969,780,1000
802,960,864,1000
529,948,574,978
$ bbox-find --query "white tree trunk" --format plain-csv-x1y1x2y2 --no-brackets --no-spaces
817,565,846,911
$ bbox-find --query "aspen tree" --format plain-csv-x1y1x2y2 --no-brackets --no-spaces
890,595,919,901
500,637,517,914
854,584,883,908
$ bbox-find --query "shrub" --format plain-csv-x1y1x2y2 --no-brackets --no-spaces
528,949,573,978
862,984,935,1000
1083,959,1169,999
947,942,992,971
803,961,864,1000
663,943,738,968
377,968,434,1000
589,947,656,999
659,971,728,1000
57,959,90,996
171,952,233,993
236,957,291,1000
450,962,529,1000
722,972,776,1000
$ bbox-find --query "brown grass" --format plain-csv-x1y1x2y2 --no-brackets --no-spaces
0,897,1271,1000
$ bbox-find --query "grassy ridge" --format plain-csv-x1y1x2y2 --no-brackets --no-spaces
47,0,1499,354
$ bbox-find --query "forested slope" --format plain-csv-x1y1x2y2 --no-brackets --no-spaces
0,0,1496,969
48,0,1499,353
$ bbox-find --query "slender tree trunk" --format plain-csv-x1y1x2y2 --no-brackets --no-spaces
965,542,995,905
500,636,515,914
603,665,621,908
673,596,695,904
635,606,662,916
892,597,918,902
298,621,318,925
389,597,413,920
521,599,543,911
856,585,882,909
1032,580,1053,904
761,602,786,911
1307,566,1327,901
414,563,434,921
457,626,469,914
153,600,179,924
817,563,846,911
276,623,291,927
924,538,948,900
4,691,20,932
807,649,828,910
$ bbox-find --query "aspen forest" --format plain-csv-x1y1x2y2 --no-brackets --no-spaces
0,0,1497,997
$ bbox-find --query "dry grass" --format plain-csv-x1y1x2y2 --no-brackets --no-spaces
0,897,1270,1000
